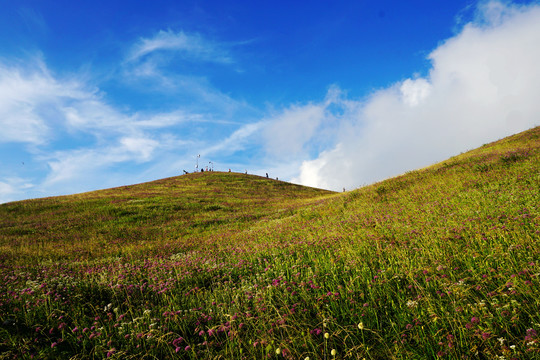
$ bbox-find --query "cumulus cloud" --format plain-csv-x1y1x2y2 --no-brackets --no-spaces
291,0,540,191
400,78,431,107
263,104,326,157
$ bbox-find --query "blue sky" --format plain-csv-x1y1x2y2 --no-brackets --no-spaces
1,0,539,202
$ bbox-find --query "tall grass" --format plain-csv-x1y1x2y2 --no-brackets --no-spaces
1,126,539,359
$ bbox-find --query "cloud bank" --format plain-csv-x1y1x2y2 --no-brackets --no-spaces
285,1,540,190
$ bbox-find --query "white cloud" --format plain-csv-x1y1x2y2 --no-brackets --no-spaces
122,28,250,116
0,58,220,201
204,122,262,157
0,59,84,144
128,29,233,64
0,54,265,202
263,104,326,157
0,177,33,204
292,1,540,191
42,137,158,189
119,137,159,161
400,78,431,107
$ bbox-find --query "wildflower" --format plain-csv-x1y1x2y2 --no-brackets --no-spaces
510,345,516,350
184,345,191,351
275,348,281,355
51,342,57,348
331,349,337,356
406,300,418,308
358,322,365,330
498,337,505,345
324,332,330,339
525,328,538,341
282,348,290,357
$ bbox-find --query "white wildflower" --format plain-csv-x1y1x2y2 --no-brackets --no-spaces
406,300,418,308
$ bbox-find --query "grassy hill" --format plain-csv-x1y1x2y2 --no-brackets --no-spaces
0,126,539,359
0,172,333,263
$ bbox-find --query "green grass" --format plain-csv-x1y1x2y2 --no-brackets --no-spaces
0,126,539,359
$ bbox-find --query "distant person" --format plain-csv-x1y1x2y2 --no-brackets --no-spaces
229,169,231,172
201,168,204,172
266,173,268,178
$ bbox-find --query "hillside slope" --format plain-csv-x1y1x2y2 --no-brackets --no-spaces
0,126,538,359
0,172,334,262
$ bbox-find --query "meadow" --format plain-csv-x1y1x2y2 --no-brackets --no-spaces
0,126,539,359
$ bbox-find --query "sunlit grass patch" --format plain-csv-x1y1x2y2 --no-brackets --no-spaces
0,126,539,359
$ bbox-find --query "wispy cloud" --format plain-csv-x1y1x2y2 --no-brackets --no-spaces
128,29,233,64
0,59,84,144
205,122,262,157
120,28,253,120
288,1,540,191
0,54,259,202
0,58,193,200
0,177,33,204
42,137,159,187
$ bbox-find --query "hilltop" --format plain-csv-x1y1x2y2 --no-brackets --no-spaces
0,126,539,359
0,172,334,262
